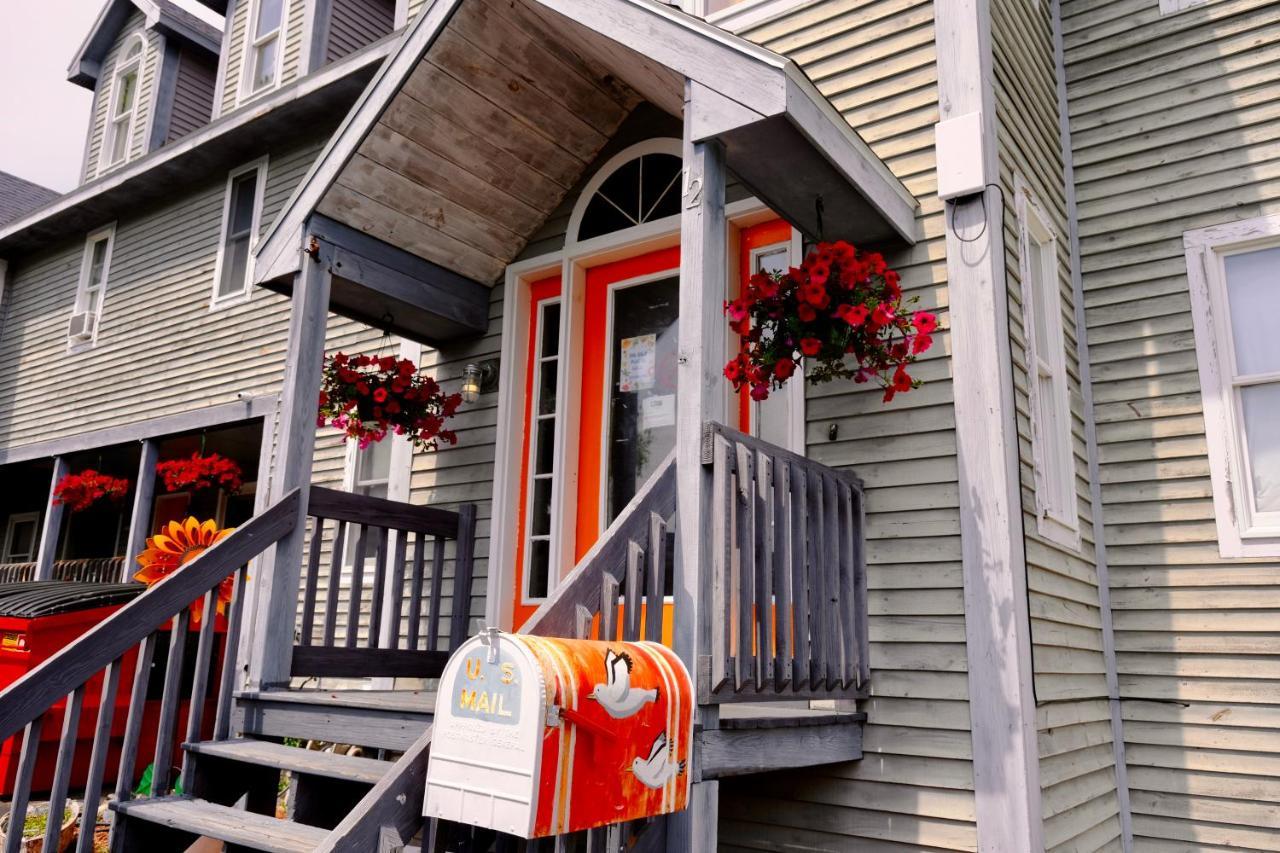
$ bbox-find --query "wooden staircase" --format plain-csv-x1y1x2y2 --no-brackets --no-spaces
0,422,870,853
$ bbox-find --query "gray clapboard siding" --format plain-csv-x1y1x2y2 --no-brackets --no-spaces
1061,0,1280,848
0,139,329,450
992,0,1123,848
326,0,396,63
715,1,974,850
166,45,218,143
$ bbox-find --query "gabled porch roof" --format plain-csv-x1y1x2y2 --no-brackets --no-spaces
254,0,918,327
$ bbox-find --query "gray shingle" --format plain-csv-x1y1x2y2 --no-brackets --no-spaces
0,172,60,228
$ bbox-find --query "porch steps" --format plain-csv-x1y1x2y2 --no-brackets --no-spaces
184,738,392,785
236,687,437,751
109,796,330,852
698,706,867,780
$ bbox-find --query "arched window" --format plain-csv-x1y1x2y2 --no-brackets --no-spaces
105,36,145,168
570,139,683,243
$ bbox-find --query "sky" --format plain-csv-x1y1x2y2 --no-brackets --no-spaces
0,1,223,193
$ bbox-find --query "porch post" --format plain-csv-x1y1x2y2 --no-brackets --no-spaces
935,1,1044,849
668,79,726,852
34,456,68,581
122,439,159,580
245,234,331,689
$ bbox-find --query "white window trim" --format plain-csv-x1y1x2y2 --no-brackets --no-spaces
3,512,40,563
210,157,270,308
683,0,816,32
1159,0,1210,14
239,0,290,104
1185,212,1280,558
1015,178,1079,552
101,34,147,175
520,295,563,607
69,223,117,353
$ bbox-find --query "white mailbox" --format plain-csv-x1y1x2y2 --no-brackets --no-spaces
424,630,693,838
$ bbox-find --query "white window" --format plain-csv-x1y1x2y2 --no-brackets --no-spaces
69,224,116,350
1015,181,1079,550
211,159,268,305
246,0,286,96
1185,213,1280,557
684,0,812,31
104,36,144,169
2,513,40,563
344,438,393,564
523,297,561,603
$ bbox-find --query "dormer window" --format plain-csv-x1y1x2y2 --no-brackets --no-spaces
105,37,144,168
248,0,285,94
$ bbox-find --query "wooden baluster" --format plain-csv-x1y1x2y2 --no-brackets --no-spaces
754,451,774,692
180,591,220,792
645,512,667,645
734,443,755,692
387,528,409,650
822,474,841,691
299,516,325,646
600,574,620,642
426,535,446,651
369,527,389,648
151,608,191,797
322,521,347,646
573,604,594,640
773,459,793,691
77,661,121,853
449,504,478,650
791,465,810,690
406,532,427,650
852,482,870,690
624,541,644,642
214,568,247,740
836,481,857,690
43,687,84,853
709,435,731,690
5,717,43,853
806,470,826,690
114,633,158,809
346,524,369,648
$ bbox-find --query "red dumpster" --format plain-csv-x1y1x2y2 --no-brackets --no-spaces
0,582,226,797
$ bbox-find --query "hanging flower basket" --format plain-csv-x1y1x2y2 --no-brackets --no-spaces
317,353,463,452
155,452,244,495
134,517,236,624
724,240,936,404
53,470,130,512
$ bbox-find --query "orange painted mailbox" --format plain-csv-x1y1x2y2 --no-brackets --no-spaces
424,630,693,838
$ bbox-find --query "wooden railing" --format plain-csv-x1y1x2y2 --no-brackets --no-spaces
0,489,300,853
293,486,478,680
0,557,126,584
702,422,869,701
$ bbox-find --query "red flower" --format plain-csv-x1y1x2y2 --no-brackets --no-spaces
800,282,829,308
914,311,937,335
797,303,817,322
373,387,389,403
53,470,130,513
871,303,895,328
799,337,823,357
318,352,463,453
724,357,744,383
836,304,869,327
774,357,796,380
912,334,933,354
750,383,770,401
892,366,913,392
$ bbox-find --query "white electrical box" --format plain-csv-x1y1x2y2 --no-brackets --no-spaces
935,112,989,201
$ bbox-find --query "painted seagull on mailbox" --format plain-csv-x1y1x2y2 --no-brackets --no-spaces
588,649,657,719
630,731,686,789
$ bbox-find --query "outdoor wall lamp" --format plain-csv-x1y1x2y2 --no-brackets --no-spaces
461,360,499,404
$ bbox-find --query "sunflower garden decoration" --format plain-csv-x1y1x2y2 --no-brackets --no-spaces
723,240,936,404
317,353,463,451
134,517,236,624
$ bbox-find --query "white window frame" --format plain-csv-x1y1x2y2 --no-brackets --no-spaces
69,223,117,352
1185,213,1280,557
210,157,269,307
2,512,40,563
520,295,563,607
683,0,815,32
102,34,146,172
242,0,289,101
746,234,806,455
1015,179,1079,551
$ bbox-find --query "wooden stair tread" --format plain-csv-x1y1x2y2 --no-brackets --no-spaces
185,738,390,784
110,796,329,852
716,703,867,730
237,687,438,714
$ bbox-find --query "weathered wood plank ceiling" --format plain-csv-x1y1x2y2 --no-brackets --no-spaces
316,0,647,284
